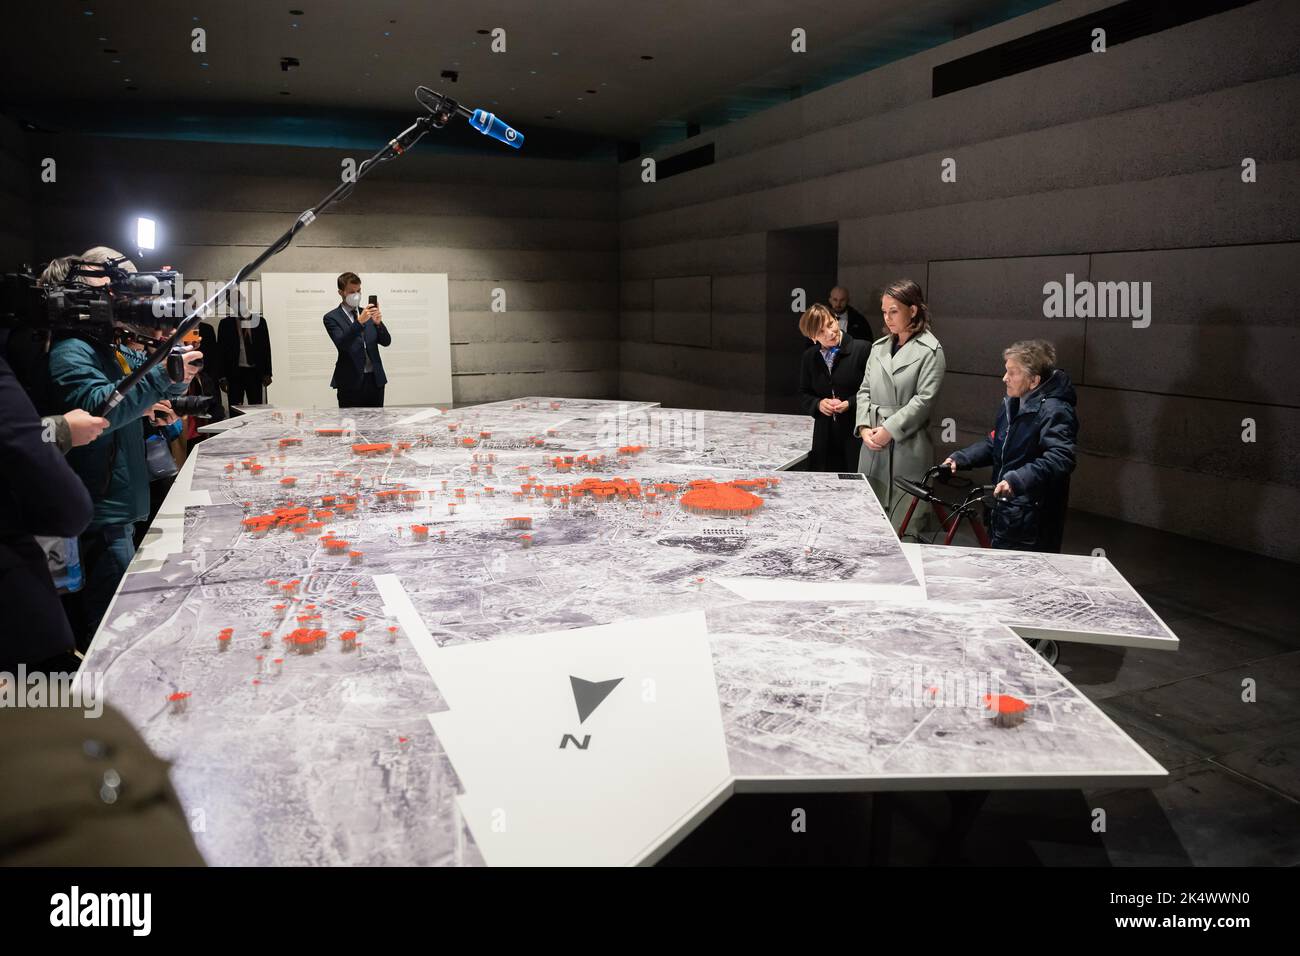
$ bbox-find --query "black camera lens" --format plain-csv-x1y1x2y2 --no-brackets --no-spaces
169,395,218,418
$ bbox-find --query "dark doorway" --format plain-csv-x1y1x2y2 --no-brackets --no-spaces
764,224,838,414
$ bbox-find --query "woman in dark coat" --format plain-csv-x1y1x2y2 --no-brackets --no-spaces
944,339,1078,552
798,303,869,473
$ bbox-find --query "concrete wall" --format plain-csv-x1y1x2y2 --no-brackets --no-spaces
24,134,619,405
765,226,837,414
618,0,1300,562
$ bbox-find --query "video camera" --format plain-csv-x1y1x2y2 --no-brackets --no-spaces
1,256,199,380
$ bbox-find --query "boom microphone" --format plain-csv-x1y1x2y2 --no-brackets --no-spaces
468,109,524,149
415,86,525,150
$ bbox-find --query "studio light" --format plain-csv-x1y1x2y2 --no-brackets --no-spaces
135,216,156,251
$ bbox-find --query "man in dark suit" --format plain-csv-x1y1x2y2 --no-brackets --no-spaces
323,271,392,408
217,289,273,409
829,286,874,342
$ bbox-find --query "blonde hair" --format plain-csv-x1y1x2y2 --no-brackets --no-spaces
79,246,136,273
798,303,837,340
37,256,72,287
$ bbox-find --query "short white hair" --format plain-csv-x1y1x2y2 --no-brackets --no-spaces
1003,339,1057,379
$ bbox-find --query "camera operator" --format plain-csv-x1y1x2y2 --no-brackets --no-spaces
139,397,189,537
178,315,225,441
45,247,203,647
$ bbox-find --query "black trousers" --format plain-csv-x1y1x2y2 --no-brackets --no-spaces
227,366,265,409
337,372,384,408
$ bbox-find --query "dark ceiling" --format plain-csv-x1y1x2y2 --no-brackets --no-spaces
0,0,1051,152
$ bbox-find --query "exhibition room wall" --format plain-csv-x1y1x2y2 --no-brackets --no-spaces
15,127,620,406
619,0,1300,562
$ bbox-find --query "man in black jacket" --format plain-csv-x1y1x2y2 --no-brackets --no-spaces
0,338,99,672
323,271,392,408
829,286,873,342
217,289,272,409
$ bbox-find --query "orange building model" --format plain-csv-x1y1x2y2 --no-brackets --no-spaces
678,481,764,518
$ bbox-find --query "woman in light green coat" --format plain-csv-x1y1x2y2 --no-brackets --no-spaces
854,279,946,528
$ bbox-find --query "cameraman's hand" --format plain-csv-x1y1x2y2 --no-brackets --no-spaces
181,349,203,384
262,375,272,387
358,306,375,325
371,307,383,325
147,401,178,427
64,409,111,448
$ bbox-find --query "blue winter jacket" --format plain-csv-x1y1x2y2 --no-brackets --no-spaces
48,337,188,529
950,369,1079,551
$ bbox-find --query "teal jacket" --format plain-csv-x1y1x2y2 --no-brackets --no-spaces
47,337,188,529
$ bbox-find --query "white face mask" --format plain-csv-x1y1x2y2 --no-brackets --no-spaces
345,292,361,309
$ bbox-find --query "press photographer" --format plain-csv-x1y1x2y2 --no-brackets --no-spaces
40,247,203,646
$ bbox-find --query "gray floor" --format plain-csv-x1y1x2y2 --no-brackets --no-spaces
661,510,1300,866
